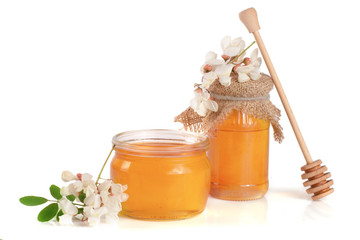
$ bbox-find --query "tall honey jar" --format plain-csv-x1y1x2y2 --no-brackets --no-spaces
176,73,283,201
208,110,270,200
110,129,210,219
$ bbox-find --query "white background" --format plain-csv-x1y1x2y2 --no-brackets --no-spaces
1,0,359,239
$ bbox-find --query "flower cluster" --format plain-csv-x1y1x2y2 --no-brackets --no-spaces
59,171,128,226
190,36,262,117
20,170,128,226
190,88,218,117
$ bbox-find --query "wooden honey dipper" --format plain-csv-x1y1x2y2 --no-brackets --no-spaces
239,8,334,200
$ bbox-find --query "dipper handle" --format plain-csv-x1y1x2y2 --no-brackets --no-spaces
239,8,260,33
239,8,313,164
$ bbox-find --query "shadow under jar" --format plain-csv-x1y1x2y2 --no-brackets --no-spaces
110,129,210,220
208,110,270,201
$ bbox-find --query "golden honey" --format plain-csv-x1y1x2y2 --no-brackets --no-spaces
110,129,210,220
208,110,270,200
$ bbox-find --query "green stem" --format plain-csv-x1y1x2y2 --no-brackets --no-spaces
95,144,115,185
229,41,256,64
49,199,85,207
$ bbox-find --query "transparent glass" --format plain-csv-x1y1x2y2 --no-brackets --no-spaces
208,110,270,200
110,129,210,220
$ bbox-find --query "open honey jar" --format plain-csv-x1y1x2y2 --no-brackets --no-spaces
110,129,210,220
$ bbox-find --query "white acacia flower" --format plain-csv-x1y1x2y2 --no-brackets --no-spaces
61,171,79,182
190,90,218,117
98,180,112,203
236,65,251,82
60,186,71,197
80,173,95,188
111,183,128,194
111,183,129,202
83,206,108,227
200,51,225,77
84,192,101,209
203,51,224,67
215,64,234,87
99,182,129,205
59,198,78,215
59,214,73,225
103,195,122,214
221,36,245,57
60,181,83,197
83,206,94,218
83,184,96,197
235,48,262,82
202,71,218,89
98,180,112,192
249,48,262,68
59,198,78,225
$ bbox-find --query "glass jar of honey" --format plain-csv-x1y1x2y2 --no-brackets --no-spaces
110,129,210,220
208,110,270,201
175,74,283,201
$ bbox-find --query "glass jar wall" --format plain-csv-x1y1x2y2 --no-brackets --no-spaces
208,110,270,200
110,129,210,220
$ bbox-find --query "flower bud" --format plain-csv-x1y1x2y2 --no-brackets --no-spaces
203,64,213,72
194,87,202,94
221,55,230,61
61,170,78,182
77,173,82,181
243,57,251,66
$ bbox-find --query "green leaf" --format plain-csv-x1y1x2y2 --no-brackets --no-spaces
38,203,59,222
78,208,84,214
78,191,86,203
56,209,64,222
19,196,48,206
66,195,75,202
50,185,62,200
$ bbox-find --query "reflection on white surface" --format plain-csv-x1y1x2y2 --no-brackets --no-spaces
108,188,336,229
204,196,268,225
267,188,334,223
116,210,209,229
114,196,268,229
270,188,308,200
302,200,333,221
71,187,337,230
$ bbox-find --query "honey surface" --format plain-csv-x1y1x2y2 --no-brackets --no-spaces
110,142,210,219
208,110,270,200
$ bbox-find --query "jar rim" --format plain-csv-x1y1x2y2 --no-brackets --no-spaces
112,129,209,156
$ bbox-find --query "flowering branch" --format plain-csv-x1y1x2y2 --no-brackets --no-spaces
19,145,128,226
190,37,262,117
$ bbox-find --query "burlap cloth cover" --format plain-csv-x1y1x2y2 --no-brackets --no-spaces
175,73,284,143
